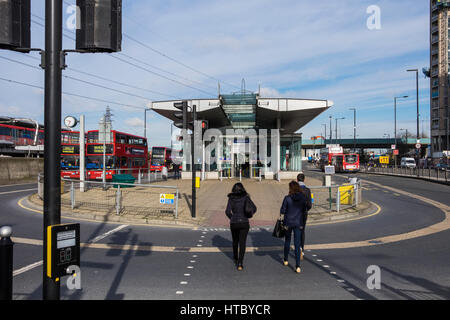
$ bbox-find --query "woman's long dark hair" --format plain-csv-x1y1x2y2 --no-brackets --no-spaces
228,182,248,197
289,181,301,195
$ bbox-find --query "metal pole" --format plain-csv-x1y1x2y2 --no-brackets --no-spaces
175,189,179,219
353,109,356,151
329,116,332,141
191,105,196,218
394,98,397,168
43,0,62,300
80,115,85,192
144,109,147,139
0,226,13,300
415,70,420,171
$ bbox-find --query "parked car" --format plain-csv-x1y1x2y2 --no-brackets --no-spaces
400,157,416,169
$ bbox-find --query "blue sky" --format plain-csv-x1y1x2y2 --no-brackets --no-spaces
0,0,430,147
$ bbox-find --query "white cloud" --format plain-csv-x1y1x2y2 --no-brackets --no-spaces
125,117,145,128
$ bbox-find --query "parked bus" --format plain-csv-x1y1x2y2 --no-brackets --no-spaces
61,130,81,179
150,147,172,172
86,130,148,180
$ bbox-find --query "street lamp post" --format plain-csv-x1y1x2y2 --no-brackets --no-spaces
349,108,356,152
144,108,151,139
407,69,420,165
335,117,345,145
329,116,332,142
394,96,409,168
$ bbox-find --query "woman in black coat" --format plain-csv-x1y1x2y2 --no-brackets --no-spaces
225,183,256,270
280,181,307,273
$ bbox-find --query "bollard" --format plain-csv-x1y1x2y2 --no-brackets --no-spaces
70,182,75,210
336,189,340,213
138,169,142,184
115,185,122,216
0,226,13,300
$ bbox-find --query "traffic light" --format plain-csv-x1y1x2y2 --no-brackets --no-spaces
0,0,30,52
76,0,122,53
173,100,189,130
200,120,208,135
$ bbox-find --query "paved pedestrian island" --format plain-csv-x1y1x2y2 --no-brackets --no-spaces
28,176,370,228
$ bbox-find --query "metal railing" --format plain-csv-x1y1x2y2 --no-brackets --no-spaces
38,174,179,219
60,168,169,184
308,180,362,214
364,165,449,184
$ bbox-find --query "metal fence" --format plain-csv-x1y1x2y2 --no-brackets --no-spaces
60,168,170,184
307,180,362,213
38,174,179,219
364,166,449,184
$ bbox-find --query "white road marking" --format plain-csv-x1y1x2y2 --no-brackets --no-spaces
180,281,188,285
13,260,43,277
190,260,196,263
184,274,191,276
0,188,37,195
187,266,194,269
90,225,129,243
176,291,184,295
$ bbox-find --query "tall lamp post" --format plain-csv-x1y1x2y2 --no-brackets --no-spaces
144,107,151,139
349,108,356,152
394,96,409,167
407,69,420,165
329,116,333,142
335,117,345,145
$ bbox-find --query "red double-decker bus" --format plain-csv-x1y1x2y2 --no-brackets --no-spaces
0,122,44,147
61,131,81,179
331,153,360,173
86,130,148,180
319,147,360,173
150,146,172,172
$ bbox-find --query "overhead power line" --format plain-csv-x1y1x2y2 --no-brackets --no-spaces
109,54,216,97
0,76,146,110
0,55,162,102
124,33,241,91
30,15,215,98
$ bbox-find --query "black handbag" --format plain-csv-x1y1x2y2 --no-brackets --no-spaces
272,218,286,238
244,197,257,218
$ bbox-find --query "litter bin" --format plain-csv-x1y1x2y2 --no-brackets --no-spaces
112,174,136,188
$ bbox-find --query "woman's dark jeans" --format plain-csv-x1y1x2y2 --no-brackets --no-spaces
230,222,250,265
284,226,302,267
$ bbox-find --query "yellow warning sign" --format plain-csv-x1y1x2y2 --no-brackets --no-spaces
339,185,354,205
379,156,389,164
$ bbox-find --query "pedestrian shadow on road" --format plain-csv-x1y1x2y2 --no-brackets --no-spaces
249,229,290,268
380,267,450,300
211,234,234,262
